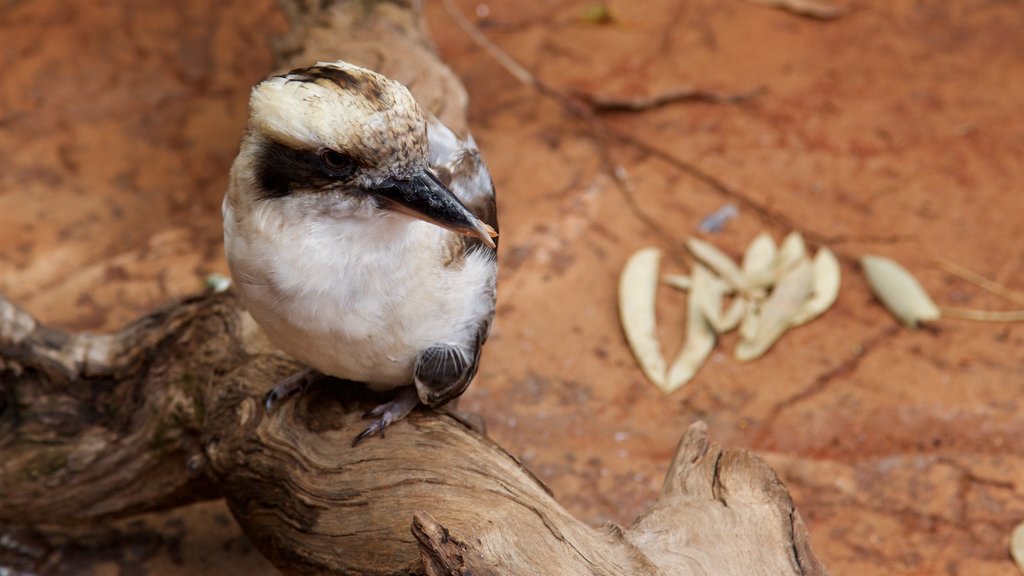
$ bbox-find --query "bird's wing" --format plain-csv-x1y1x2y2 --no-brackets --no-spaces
425,118,497,399
427,118,499,243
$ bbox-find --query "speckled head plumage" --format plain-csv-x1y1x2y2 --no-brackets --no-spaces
236,60,496,247
249,62,428,184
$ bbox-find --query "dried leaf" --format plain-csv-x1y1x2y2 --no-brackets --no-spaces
736,259,815,361
791,247,841,326
743,232,777,276
744,231,804,290
672,259,744,334
744,0,847,20
619,248,667,389
1011,520,1024,574
666,264,718,391
696,270,737,334
776,231,807,273
861,255,940,328
686,237,747,292
662,274,692,291
739,300,761,341
717,298,747,333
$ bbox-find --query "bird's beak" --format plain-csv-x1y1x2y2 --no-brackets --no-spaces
373,171,497,249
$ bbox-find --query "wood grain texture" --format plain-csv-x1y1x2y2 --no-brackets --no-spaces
0,288,826,574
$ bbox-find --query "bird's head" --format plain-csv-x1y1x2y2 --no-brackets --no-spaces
234,61,495,248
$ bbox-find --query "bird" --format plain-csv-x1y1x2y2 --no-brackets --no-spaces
222,60,498,444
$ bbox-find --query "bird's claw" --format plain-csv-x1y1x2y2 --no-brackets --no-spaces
264,389,283,414
353,413,393,447
351,386,419,446
264,367,316,414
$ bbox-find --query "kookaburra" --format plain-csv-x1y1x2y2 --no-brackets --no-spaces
222,61,498,444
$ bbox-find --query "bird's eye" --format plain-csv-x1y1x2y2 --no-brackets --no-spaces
318,149,355,176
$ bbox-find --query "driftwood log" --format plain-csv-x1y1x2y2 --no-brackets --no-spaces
0,1,827,574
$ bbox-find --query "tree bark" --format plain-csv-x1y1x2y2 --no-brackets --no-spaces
0,1,828,574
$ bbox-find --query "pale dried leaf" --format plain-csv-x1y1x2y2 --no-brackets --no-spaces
791,247,841,326
694,272,744,334
736,259,815,361
717,298,747,333
619,248,668,389
663,274,692,291
741,232,778,293
745,231,804,290
776,231,807,273
744,0,848,20
862,255,941,328
666,264,718,391
740,301,761,341
743,232,777,275
686,237,746,292
1011,520,1024,574
696,274,736,334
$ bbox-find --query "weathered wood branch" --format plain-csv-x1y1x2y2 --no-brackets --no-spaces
1,287,825,574
0,1,827,574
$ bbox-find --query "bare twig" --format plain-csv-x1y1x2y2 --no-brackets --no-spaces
935,257,1024,308
578,86,765,112
744,0,848,20
939,307,1024,323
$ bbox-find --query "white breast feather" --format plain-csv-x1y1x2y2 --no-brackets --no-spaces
225,200,493,389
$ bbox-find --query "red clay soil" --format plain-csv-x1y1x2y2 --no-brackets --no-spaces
2,1,1024,575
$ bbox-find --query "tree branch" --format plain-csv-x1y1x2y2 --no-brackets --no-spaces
1,287,827,574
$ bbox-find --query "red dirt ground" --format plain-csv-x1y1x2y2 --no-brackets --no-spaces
2,1,1023,574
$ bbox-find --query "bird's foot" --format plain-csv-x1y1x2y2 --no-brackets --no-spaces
353,386,420,446
264,367,318,413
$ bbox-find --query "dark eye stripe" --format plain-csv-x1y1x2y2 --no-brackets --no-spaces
255,141,356,200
